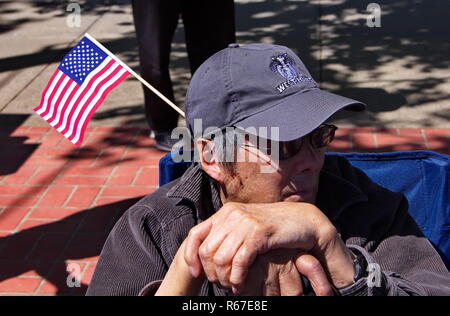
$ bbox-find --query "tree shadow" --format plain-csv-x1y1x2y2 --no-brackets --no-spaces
0,197,142,296
0,114,39,176
234,0,450,127
0,0,130,35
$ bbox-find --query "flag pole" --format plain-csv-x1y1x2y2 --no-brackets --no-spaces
84,33,186,118
127,70,186,118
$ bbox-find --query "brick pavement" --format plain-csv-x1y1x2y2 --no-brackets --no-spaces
0,126,449,295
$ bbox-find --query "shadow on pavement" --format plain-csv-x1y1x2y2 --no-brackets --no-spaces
0,114,39,176
0,197,142,296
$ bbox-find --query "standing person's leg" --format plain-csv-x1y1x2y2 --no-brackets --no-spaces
181,0,236,74
132,0,181,135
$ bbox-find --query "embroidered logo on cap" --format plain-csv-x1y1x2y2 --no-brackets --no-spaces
270,53,314,93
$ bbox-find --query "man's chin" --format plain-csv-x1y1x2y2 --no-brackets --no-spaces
281,191,313,203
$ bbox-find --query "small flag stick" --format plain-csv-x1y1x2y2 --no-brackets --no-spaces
85,34,186,118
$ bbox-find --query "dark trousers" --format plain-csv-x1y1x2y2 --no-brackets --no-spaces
132,0,236,133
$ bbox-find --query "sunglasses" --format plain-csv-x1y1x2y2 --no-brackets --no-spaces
242,124,338,161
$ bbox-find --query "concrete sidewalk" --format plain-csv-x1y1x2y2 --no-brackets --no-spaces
0,0,449,128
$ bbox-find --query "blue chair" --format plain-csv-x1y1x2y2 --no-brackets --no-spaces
159,151,450,269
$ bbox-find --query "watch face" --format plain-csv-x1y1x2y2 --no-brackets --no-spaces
353,254,368,282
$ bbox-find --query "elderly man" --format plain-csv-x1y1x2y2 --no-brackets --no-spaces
87,44,450,296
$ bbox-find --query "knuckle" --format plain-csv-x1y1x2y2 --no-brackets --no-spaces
213,252,229,267
188,226,200,238
301,256,322,273
199,244,212,260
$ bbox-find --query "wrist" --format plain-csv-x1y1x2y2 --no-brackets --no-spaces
313,227,356,289
156,242,204,296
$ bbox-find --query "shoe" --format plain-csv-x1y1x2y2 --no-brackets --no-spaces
154,131,179,152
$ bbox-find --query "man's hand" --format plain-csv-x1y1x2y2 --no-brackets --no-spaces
241,249,334,296
184,202,355,293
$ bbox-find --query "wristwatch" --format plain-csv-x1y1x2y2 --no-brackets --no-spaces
353,253,368,283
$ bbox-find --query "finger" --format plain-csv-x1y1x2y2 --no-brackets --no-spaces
230,241,260,294
295,254,334,296
213,229,246,289
184,220,213,278
239,262,264,296
262,264,281,296
279,263,303,296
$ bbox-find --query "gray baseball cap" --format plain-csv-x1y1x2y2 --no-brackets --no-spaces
186,43,365,142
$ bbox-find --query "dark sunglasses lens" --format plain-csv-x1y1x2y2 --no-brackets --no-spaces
312,125,336,148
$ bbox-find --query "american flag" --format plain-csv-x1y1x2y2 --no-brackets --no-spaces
34,34,130,146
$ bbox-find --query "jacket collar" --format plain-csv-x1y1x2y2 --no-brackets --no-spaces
167,163,222,223
167,156,368,223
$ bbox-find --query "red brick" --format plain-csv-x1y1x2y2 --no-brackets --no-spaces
352,133,376,151
66,187,101,208
0,208,31,230
82,262,97,284
38,262,87,295
38,134,64,148
38,186,74,207
93,147,128,166
65,148,102,166
29,127,51,133
398,128,422,136
31,147,75,157
61,234,108,259
374,128,399,135
3,166,38,185
328,135,352,152
118,157,162,167
61,165,114,177
54,176,107,186
0,261,52,278
28,233,71,260
29,208,84,220
337,127,374,134
0,277,42,293
77,208,119,234
423,129,450,136
376,134,425,145
134,167,159,186
25,156,67,168
378,144,427,152
17,219,79,233
0,195,40,207
425,135,450,155
101,187,155,198
0,232,42,260
107,167,139,186
7,126,30,133
0,185,42,196
27,167,63,185
94,197,132,207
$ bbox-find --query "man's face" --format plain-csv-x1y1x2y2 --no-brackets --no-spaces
219,136,326,205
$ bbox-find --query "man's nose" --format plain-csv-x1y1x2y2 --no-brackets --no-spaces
288,142,323,175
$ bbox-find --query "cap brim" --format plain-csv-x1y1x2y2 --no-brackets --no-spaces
234,89,366,142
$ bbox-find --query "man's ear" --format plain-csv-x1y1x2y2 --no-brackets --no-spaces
196,138,225,183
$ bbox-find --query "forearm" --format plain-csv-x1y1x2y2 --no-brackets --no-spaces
155,242,204,296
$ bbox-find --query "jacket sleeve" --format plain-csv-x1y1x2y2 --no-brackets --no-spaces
339,199,450,296
86,205,168,296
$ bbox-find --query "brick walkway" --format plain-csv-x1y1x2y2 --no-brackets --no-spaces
0,126,449,296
